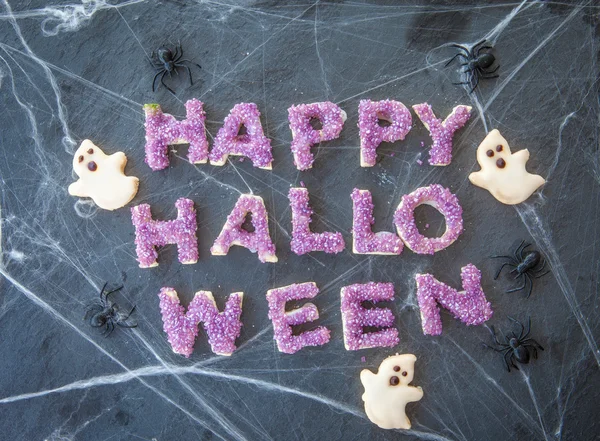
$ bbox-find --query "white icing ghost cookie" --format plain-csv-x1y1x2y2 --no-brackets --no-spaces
68,140,139,210
469,130,545,205
360,353,424,430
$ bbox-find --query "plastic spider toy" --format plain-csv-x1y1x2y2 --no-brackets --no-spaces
445,39,499,93
151,42,201,95
484,317,544,372
84,283,137,336
492,240,549,298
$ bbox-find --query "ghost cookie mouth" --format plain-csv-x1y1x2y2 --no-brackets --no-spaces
469,129,545,205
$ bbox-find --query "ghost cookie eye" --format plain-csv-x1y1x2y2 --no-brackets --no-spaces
486,149,494,157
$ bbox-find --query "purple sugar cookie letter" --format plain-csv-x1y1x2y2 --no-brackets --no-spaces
412,103,471,166
211,194,277,263
144,99,209,171
266,282,331,354
341,282,399,350
159,287,243,357
415,264,493,336
351,189,403,255
289,187,345,255
358,99,412,167
131,198,198,268
288,102,347,170
209,103,273,169
394,184,463,255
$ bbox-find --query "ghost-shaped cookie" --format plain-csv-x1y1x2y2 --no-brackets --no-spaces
469,130,545,205
68,140,139,210
360,353,424,430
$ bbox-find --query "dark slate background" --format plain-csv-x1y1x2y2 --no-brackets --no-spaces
0,1,599,440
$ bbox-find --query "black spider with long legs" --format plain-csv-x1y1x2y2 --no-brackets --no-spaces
151,42,201,95
484,316,544,372
445,39,499,93
84,283,137,336
491,240,549,298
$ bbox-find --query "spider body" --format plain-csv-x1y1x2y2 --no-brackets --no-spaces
84,283,137,336
492,240,549,298
484,317,544,372
151,43,201,95
445,40,499,93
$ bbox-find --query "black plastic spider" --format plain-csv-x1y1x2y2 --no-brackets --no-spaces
445,39,499,93
484,317,544,372
84,283,137,336
151,42,201,95
491,240,549,298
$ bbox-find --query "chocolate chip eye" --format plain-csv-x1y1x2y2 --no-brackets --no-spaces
389,376,400,386
486,149,494,157
88,161,98,171
496,145,503,152
393,366,400,372
78,155,84,163
496,158,506,169
402,371,408,377
87,148,94,154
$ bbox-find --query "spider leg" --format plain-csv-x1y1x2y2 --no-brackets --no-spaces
522,338,544,351
450,44,471,55
469,71,480,93
513,240,526,260
121,305,136,321
104,285,123,300
494,262,516,280
475,45,493,56
480,74,499,80
524,273,534,298
152,70,164,92
508,316,525,340
534,259,547,273
445,53,467,67
490,254,514,260
531,346,538,359
160,71,176,95
535,268,550,279
84,304,103,321
184,65,193,85
483,342,509,352
506,275,526,293
99,282,109,301
471,39,488,51
117,322,138,328
503,351,514,372
482,65,500,75
489,325,505,346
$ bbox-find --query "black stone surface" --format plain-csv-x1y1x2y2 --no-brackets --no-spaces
0,1,599,440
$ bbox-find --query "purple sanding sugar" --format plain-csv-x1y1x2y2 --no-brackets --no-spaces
211,194,277,263
351,189,403,255
209,103,273,169
416,159,423,165
394,184,463,255
266,282,331,354
131,198,198,268
412,103,471,166
340,282,399,350
358,99,412,167
288,102,346,170
144,99,209,171
288,187,345,255
159,288,243,357
415,264,493,336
